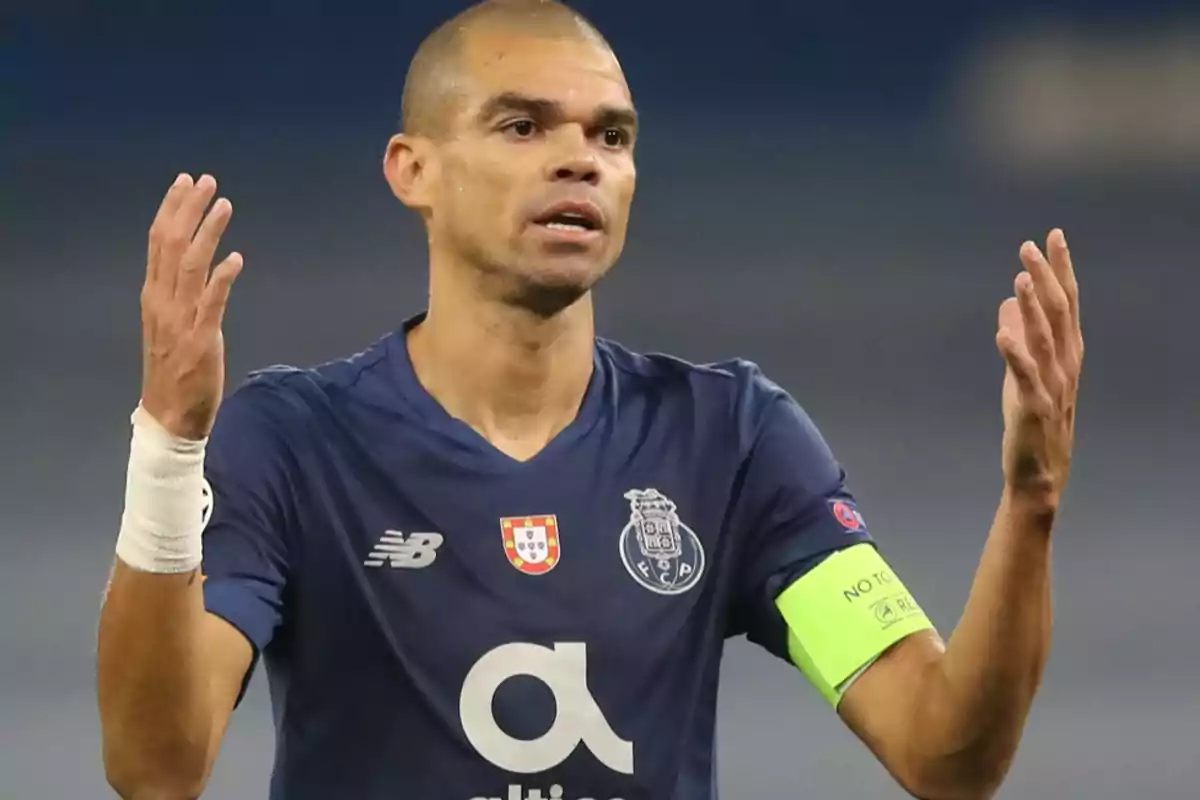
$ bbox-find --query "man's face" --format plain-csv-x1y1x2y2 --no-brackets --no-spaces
426,32,637,311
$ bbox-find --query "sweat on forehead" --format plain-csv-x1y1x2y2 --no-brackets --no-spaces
400,0,613,137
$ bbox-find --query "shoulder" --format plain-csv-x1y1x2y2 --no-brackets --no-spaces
598,336,782,396
598,337,797,440
214,331,397,441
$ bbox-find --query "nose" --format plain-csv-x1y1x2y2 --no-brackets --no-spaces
546,128,600,185
551,157,599,185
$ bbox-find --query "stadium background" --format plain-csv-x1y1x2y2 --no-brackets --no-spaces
3,0,1198,797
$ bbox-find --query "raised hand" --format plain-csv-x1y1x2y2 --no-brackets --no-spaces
995,228,1083,507
139,174,243,441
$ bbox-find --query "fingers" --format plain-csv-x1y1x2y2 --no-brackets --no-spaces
1020,240,1072,371
1046,228,1083,367
194,252,244,334
165,176,219,297
174,175,218,239
145,174,237,318
1014,269,1061,395
176,197,233,305
146,173,193,286
996,298,1049,411
147,175,217,300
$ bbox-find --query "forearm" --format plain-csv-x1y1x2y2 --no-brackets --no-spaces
97,561,215,797
847,229,1081,799
910,489,1055,795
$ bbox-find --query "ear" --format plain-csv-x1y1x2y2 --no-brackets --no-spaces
383,133,437,214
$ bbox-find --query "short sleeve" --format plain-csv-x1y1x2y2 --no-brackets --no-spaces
200,377,297,681
726,371,875,663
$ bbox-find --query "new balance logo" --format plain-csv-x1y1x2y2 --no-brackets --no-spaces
363,531,444,568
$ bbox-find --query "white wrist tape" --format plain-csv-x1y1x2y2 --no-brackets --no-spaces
115,405,208,574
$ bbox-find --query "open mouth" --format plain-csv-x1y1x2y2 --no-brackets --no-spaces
533,205,603,233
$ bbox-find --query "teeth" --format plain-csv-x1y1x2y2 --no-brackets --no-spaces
545,221,587,231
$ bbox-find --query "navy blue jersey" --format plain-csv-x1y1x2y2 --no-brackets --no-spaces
200,313,875,800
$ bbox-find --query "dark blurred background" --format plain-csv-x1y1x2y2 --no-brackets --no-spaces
3,1,1198,797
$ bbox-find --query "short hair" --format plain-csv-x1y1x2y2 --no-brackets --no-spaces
400,0,612,137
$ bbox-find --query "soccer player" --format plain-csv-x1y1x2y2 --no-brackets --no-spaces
96,2,1084,799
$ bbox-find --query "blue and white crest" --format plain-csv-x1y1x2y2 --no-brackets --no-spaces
200,477,214,530
619,488,705,595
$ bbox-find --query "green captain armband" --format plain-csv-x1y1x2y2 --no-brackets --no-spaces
775,543,934,708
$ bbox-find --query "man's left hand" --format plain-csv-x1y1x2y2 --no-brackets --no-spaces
996,228,1084,510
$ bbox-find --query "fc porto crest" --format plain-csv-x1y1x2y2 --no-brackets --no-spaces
500,515,561,575
619,489,705,595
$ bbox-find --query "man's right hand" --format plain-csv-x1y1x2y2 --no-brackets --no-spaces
140,173,243,441
98,173,255,799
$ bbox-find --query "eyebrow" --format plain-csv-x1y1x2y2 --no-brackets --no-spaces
476,91,638,133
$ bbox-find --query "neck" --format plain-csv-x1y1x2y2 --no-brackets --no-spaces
407,260,596,459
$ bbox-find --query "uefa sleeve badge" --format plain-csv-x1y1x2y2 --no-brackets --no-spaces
827,498,867,534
